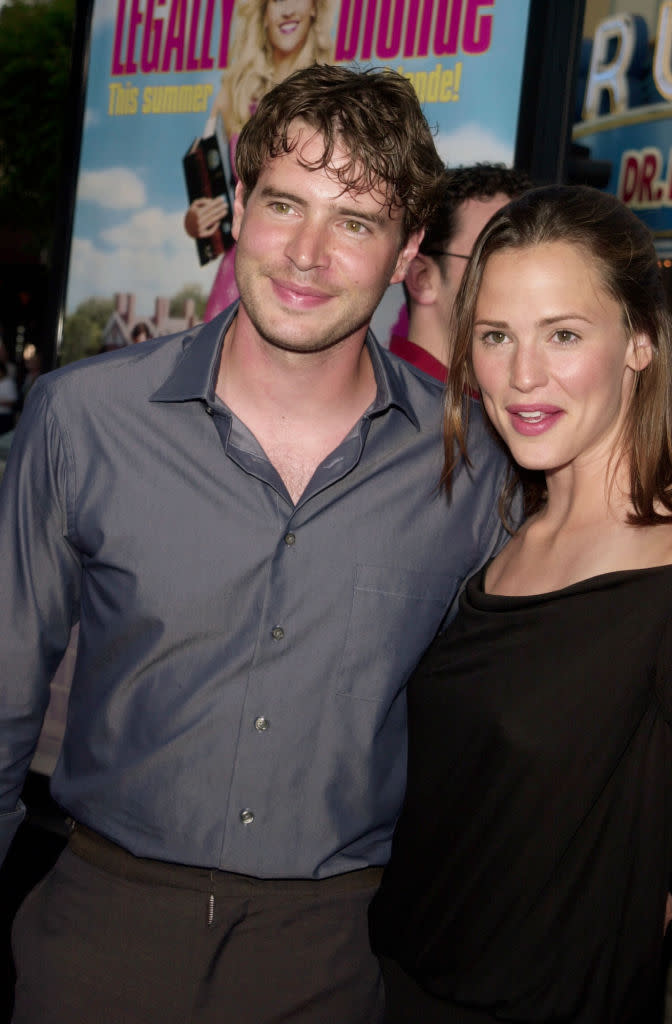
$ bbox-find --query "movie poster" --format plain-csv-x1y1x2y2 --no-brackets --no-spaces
62,0,532,356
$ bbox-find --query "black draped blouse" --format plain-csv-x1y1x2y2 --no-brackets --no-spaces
370,565,672,1022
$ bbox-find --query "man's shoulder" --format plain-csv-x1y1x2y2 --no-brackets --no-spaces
379,343,501,456
378,340,444,417
452,395,508,481
44,330,192,390
463,394,498,447
36,319,218,413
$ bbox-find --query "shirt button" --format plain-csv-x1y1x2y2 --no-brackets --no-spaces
254,716,270,732
240,809,255,825
284,532,296,545
204,405,214,416
271,626,285,641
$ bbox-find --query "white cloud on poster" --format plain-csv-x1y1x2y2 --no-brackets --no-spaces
78,168,147,210
101,207,184,248
435,123,514,169
66,212,218,316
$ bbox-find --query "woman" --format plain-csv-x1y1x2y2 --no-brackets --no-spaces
184,0,334,321
369,185,672,1022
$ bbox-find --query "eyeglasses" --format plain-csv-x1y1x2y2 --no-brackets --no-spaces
424,250,472,261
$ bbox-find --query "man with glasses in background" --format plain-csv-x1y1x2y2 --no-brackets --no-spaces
390,163,532,381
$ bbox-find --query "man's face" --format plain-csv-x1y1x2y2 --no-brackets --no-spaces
439,194,511,325
232,120,422,355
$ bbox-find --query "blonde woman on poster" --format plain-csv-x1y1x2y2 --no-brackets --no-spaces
184,0,335,321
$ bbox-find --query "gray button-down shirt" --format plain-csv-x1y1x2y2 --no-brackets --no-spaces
0,305,510,876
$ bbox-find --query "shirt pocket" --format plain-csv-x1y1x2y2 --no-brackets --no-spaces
336,565,457,701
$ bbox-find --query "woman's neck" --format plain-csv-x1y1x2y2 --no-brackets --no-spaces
486,455,672,596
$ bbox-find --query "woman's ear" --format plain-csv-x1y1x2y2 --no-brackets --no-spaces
404,253,442,306
627,332,653,372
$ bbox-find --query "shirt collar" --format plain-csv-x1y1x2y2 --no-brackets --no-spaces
366,331,420,429
150,306,236,405
150,301,419,428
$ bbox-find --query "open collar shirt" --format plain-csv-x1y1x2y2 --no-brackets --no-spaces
0,304,510,876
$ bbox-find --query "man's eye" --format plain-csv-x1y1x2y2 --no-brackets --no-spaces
344,220,366,234
271,202,292,214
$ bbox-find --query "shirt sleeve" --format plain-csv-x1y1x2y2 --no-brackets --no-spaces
0,378,81,864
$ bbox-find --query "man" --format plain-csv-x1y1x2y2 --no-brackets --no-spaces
391,163,532,380
1,67,510,1024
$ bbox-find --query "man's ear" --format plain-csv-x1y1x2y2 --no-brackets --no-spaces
232,181,247,242
404,253,442,306
390,229,424,285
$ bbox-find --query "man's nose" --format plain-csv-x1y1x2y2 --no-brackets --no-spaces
285,218,329,271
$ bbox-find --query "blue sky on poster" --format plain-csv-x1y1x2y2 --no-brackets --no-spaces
66,0,531,316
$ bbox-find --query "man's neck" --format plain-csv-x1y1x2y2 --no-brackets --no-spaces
214,314,377,503
217,314,375,417
405,309,449,367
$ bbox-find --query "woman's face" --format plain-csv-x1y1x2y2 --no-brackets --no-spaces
471,240,651,477
264,0,316,62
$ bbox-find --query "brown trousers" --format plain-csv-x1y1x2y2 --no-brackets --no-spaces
11,825,384,1024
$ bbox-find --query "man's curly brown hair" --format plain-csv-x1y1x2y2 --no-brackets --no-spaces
234,64,446,242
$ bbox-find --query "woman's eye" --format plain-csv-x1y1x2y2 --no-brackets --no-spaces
553,329,578,344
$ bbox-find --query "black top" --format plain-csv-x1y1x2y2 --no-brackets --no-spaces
370,565,672,1022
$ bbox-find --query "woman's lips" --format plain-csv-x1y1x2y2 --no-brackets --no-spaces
506,404,564,435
